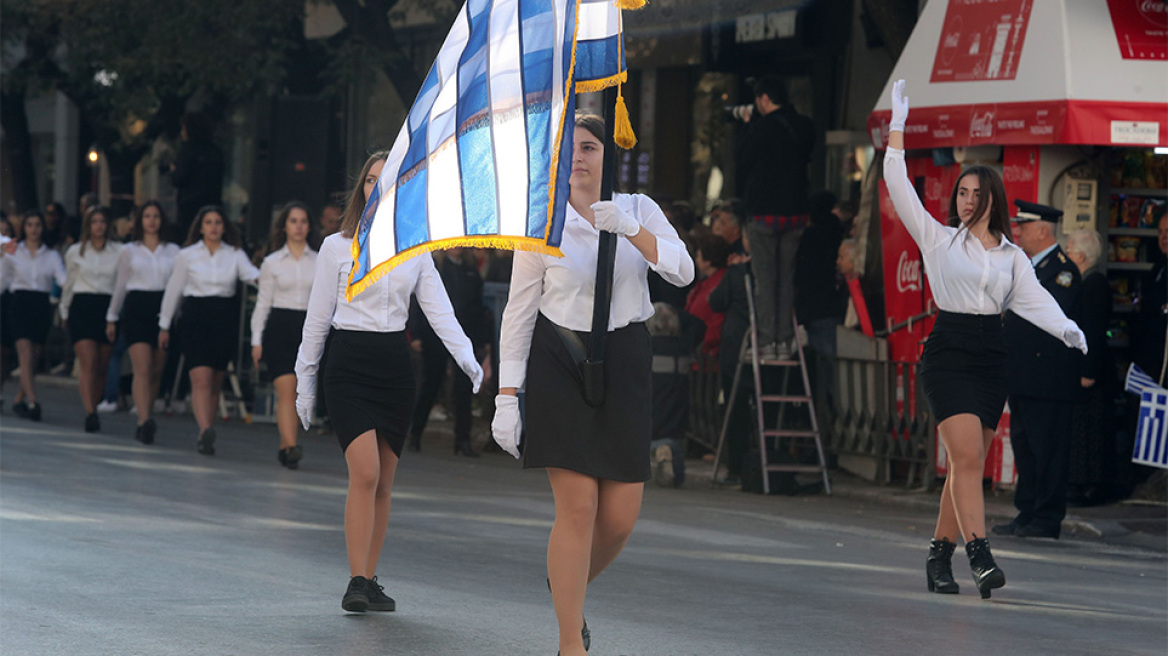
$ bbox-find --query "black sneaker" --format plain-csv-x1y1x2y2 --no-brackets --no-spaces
284,445,303,470
84,413,100,433
139,418,157,445
13,401,29,418
196,428,216,455
365,576,396,612
28,403,41,422
342,576,370,612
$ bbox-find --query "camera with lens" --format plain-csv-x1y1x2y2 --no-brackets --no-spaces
724,104,754,122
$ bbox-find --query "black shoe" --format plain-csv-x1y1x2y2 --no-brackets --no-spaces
84,413,101,433
196,428,216,455
991,517,1028,537
137,419,156,445
454,442,480,458
926,539,960,594
1014,523,1060,539
28,402,41,422
278,448,288,466
284,445,303,470
342,576,370,612
406,434,421,452
965,537,1006,599
364,575,396,611
12,401,29,418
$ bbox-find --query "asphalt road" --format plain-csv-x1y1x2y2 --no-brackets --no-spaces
2,385,1166,655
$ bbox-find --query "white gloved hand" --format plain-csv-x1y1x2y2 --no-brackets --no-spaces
890,79,909,133
591,201,640,236
296,394,314,431
492,394,522,459
458,356,484,394
1065,326,1088,355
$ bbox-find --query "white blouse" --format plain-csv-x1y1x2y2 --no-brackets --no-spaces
249,244,318,346
294,233,474,401
61,241,122,320
498,193,695,390
883,147,1079,345
158,242,260,330
6,242,66,294
105,241,182,322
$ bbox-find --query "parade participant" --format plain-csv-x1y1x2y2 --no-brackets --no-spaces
250,201,317,469
295,151,482,613
883,80,1086,599
106,201,181,444
61,206,122,432
158,206,260,455
7,210,67,421
493,114,694,655
1,219,15,410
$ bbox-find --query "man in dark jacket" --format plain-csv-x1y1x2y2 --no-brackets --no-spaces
795,190,846,411
708,234,753,484
995,201,1082,539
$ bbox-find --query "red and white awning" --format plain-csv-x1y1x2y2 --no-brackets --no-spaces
868,0,1168,149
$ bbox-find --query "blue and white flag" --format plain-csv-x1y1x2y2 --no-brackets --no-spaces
1134,390,1168,470
1125,363,1162,396
346,0,630,299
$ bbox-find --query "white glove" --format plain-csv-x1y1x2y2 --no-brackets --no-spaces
455,353,484,393
296,395,314,431
591,201,640,236
1064,326,1088,355
492,394,522,459
890,79,909,133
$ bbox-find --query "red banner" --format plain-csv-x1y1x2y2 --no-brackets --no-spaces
1109,0,1168,60
931,0,1034,83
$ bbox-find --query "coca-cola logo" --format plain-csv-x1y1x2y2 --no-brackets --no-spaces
897,251,921,293
971,111,994,139
1140,0,1168,28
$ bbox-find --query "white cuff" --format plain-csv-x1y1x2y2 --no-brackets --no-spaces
499,360,527,391
648,234,684,277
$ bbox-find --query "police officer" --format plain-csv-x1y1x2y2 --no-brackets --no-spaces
994,200,1082,539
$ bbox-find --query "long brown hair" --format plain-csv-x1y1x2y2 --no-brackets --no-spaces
79,206,111,255
341,151,390,239
947,165,1012,242
184,205,241,248
131,201,170,244
266,201,315,254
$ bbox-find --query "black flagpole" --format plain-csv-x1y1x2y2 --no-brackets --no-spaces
582,85,620,406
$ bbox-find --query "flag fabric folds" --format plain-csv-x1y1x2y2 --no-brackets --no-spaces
346,0,629,300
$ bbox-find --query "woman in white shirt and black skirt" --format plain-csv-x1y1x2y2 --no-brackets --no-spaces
7,210,67,421
251,201,317,469
492,115,695,655
884,80,1086,599
295,152,482,613
159,205,260,455
105,201,181,444
61,206,122,432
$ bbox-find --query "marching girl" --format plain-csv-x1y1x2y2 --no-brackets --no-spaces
884,80,1086,599
7,210,67,421
295,151,482,612
105,201,180,444
250,201,317,469
492,114,694,655
1,219,15,409
159,205,260,455
61,206,122,432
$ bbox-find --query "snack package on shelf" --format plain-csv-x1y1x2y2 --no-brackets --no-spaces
1122,196,1143,227
1140,198,1166,228
1109,196,1121,227
1123,150,1148,189
1115,236,1140,262
1146,151,1167,190
1110,276,1131,305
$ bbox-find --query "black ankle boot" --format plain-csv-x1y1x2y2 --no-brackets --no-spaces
965,537,1006,599
926,539,959,594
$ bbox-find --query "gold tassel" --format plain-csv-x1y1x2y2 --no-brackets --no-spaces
615,0,647,9
614,87,637,150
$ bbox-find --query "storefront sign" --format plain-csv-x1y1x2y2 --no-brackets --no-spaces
735,9,798,43
1112,120,1162,145
931,0,1034,82
1108,0,1168,60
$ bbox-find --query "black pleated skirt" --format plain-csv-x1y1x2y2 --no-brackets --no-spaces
524,313,652,482
919,311,1008,430
67,292,112,344
122,290,164,347
323,329,416,455
261,308,307,379
180,296,240,370
8,290,53,345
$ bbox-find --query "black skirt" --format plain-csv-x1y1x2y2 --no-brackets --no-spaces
524,313,652,482
179,296,240,370
66,292,112,344
8,290,53,345
261,308,307,379
0,291,13,348
122,291,164,347
919,311,1008,430
323,329,416,455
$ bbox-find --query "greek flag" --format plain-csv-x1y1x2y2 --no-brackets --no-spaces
1125,363,1161,396
346,0,630,299
1134,390,1168,470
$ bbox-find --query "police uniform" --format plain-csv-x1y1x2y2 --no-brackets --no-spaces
1000,201,1083,539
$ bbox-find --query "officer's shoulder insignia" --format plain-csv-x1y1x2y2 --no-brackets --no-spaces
1038,258,1049,268
1057,252,1067,263
1057,271,1073,287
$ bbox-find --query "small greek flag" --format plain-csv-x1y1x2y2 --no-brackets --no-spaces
346,0,634,299
1134,390,1168,470
1125,363,1160,396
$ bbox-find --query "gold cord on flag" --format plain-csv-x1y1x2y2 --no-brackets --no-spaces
613,6,637,149
615,0,646,9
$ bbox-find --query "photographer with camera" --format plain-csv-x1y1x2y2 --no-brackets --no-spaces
735,75,816,359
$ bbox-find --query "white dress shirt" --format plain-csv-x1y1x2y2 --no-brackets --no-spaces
499,193,695,390
158,242,260,330
106,241,182,322
61,241,122,320
294,233,475,400
6,242,66,293
250,244,318,345
884,147,1079,345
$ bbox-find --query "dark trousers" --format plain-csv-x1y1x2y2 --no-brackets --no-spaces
722,370,753,477
410,345,473,444
1010,395,1074,531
